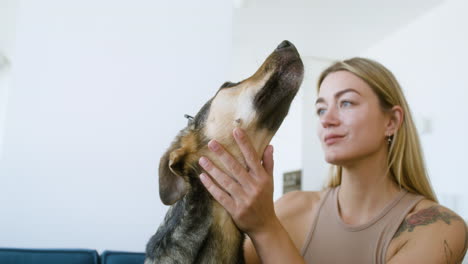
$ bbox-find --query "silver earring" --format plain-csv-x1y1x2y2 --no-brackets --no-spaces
387,135,393,144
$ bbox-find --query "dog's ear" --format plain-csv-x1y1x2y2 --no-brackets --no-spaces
159,147,189,205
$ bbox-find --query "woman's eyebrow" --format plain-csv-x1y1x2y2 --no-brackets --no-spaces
315,88,361,105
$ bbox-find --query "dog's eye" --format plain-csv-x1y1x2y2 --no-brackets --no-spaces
220,81,238,88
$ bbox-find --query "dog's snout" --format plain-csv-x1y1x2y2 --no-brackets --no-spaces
276,40,293,51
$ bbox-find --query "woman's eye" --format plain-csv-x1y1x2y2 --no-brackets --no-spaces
340,101,352,108
316,108,326,116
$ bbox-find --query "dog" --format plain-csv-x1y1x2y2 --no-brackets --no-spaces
145,40,304,264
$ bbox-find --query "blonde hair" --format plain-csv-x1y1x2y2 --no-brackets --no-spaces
318,57,438,202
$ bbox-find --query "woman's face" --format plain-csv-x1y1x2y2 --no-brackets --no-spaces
316,71,389,166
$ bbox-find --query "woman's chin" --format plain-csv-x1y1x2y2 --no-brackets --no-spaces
325,156,340,165
324,153,348,166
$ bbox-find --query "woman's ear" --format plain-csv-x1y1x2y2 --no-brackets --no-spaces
386,105,404,136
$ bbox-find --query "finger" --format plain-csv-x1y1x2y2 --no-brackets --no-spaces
232,128,262,174
262,145,274,176
199,156,247,198
199,173,236,213
207,140,252,187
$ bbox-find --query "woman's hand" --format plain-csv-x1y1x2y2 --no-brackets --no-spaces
198,127,277,236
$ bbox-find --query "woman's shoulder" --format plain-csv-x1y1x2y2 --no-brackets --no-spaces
408,199,466,236
274,189,327,217
273,189,328,251
403,199,466,233
387,198,467,263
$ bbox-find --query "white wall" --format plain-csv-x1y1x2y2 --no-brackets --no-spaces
362,0,468,219
301,57,334,192
0,0,18,159
0,0,232,252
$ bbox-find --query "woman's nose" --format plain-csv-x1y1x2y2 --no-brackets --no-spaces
320,107,340,128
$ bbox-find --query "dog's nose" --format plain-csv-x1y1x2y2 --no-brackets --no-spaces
276,40,293,51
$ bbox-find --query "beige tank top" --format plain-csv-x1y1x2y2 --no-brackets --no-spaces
301,186,424,264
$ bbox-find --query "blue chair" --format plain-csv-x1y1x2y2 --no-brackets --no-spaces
101,250,145,264
0,248,99,264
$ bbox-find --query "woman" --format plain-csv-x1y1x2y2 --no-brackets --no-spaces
198,58,467,263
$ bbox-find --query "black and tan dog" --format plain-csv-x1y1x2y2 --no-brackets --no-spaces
145,40,304,264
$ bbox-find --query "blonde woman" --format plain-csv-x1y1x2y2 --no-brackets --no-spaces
198,58,468,263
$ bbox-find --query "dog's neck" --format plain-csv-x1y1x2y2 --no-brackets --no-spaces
146,169,244,264
146,177,213,262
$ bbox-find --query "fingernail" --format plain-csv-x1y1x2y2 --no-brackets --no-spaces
208,140,220,151
200,173,208,183
199,157,208,167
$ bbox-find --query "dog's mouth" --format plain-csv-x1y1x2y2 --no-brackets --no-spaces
250,40,304,132
249,40,303,91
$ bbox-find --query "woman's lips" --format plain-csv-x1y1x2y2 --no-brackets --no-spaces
324,134,345,145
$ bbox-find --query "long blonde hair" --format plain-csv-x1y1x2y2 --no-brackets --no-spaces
318,57,437,202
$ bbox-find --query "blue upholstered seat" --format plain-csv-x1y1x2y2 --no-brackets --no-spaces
101,250,145,264
0,248,99,264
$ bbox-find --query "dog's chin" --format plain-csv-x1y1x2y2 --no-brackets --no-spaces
236,127,273,161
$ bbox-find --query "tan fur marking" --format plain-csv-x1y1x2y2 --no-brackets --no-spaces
212,201,243,258
205,71,273,142
179,132,202,173
180,132,199,153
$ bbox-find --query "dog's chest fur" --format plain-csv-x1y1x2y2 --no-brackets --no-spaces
145,179,245,264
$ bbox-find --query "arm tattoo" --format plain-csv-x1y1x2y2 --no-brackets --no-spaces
393,206,462,239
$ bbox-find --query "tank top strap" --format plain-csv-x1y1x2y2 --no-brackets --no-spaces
300,188,334,255
378,191,425,263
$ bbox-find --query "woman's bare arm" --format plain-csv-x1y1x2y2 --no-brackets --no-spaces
243,190,321,263
243,218,305,264
387,204,467,264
